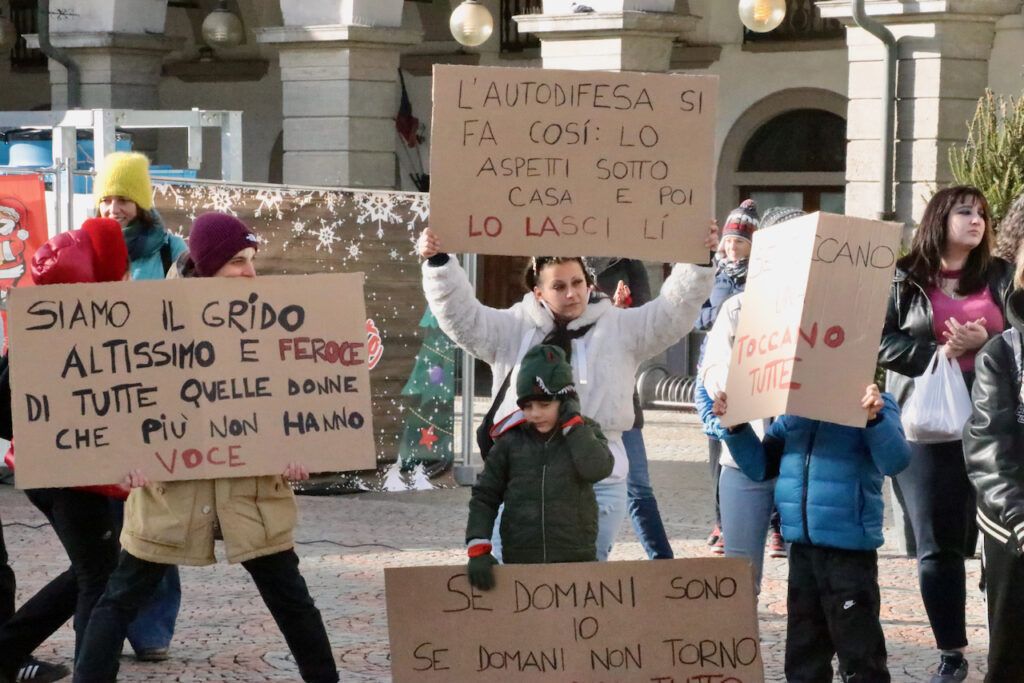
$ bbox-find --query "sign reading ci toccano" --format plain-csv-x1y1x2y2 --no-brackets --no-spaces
385,558,763,682
429,64,718,263
722,212,900,428
7,273,376,488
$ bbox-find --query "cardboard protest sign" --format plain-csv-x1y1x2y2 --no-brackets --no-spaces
385,558,763,682
430,64,718,262
7,273,375,488
721,212,900,428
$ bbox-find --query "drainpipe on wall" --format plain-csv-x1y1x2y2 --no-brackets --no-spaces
851,0,896,221
36,0,80,108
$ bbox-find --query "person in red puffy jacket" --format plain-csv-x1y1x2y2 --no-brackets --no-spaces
0,218,130,683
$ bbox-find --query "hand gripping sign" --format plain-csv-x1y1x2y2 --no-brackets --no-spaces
721,212,900,428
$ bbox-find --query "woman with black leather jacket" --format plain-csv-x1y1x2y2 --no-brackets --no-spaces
964,271,1024,682
878,185,1012,683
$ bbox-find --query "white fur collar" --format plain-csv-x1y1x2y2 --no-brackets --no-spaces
519,291,613,331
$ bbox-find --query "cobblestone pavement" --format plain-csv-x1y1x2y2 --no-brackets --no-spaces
1,410,987,681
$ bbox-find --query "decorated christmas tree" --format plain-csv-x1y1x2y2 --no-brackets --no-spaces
397,308,456,475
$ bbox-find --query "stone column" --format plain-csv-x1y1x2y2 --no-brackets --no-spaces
819,0,1022,222
43,33,181,111
514,3,697,73
257,24,420,189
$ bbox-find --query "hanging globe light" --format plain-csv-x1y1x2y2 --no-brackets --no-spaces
738,0,786,33
201,0,244,49
450,0,494,47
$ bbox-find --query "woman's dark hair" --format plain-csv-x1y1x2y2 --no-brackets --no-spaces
523,256,595,290
134,207,161,231
898,185,993,295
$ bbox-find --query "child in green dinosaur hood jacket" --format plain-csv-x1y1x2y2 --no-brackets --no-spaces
465,344,615,589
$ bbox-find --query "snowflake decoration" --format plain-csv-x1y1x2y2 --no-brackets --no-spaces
408,193,430,226
345,241,362,259
253,189,286,220
389,249,398,259
315,222,339,253
201,185,241,214
355,192,400,228
291,219,308,238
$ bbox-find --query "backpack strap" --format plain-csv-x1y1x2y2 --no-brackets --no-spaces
160,242,173,276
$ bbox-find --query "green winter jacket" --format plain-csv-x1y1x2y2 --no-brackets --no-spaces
466,417,614,564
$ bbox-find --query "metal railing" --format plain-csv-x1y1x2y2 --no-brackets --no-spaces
743,0,843,45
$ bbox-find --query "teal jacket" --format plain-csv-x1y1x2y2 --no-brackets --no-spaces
466,417,613,564
123,211,187,281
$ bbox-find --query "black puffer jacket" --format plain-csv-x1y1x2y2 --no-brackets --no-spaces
964,288,1024,553
878,258,1013,407
466,417,613,564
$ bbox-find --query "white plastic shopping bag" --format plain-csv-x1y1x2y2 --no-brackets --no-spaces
900,350,973,443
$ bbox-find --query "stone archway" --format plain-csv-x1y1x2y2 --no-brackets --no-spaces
716,88,848,222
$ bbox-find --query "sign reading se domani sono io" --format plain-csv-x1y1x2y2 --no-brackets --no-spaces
385,558,763,682
721,212,900,429
7,273,375,488
430,64,718,263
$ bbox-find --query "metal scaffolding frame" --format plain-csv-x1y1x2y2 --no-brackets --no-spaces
0,108,243,232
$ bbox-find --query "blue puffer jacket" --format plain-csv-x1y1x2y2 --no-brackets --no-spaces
723,394,910,550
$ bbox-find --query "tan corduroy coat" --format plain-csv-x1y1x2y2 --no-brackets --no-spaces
121,475,297,566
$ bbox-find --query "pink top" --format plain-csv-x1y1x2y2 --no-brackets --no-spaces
927,270,1003,373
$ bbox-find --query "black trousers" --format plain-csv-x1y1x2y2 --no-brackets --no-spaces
0,488,119,678
982,534,1024,681
785,543,889,683
896,439,972,649
74,548,338,683
0,506,14,625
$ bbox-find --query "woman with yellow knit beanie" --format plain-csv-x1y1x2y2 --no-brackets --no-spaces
91,151,185,663
94,151,187,280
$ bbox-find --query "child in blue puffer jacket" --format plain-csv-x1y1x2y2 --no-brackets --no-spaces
715,383,910,683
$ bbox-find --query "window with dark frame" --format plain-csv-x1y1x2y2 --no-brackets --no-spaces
9,0,46,71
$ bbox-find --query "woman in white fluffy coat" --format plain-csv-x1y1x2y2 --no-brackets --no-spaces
417,227,715,560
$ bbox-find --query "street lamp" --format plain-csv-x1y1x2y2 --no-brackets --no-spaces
449,0,493,47
201,0,244,49
738,0,786,33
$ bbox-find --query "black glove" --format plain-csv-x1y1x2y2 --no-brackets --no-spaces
467,553,497,590
558,394,581,427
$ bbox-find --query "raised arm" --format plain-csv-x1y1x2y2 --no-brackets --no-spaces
419,229,527,364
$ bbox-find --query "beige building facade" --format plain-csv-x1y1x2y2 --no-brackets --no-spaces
0,0,1021,226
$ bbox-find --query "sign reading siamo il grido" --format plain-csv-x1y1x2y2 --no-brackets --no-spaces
7,273,375,488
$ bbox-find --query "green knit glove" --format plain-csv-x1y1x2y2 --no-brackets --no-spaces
467,553,498,590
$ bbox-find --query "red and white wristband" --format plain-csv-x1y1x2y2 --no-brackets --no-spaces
467,540,492,558
562,415,583,435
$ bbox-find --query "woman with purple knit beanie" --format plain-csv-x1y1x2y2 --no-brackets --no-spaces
73,212,338,683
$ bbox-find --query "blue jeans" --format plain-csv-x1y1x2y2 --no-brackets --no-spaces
623,427,673,559
719,465,776,593
110,499,179,652
491,478,629,563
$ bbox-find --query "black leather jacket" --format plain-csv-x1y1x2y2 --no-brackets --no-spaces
964,288,1024,553
878,258,1014,407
